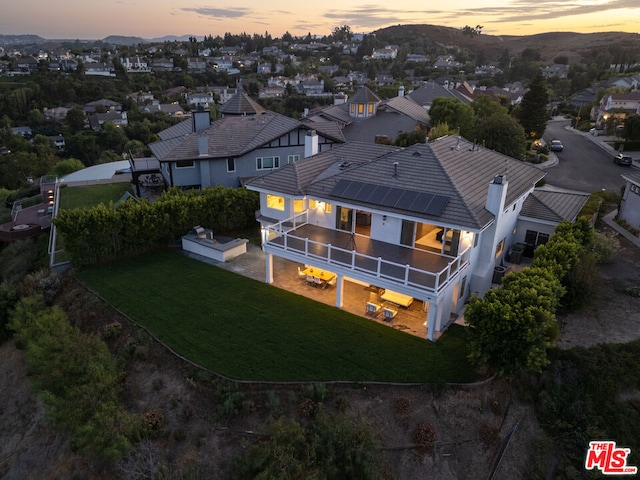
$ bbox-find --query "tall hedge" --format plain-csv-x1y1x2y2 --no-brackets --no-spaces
54,186,259,265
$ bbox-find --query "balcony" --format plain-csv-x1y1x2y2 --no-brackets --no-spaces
264,212,470,298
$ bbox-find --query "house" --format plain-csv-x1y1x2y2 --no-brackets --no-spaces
47,135,66,152
43,107,71,121
147,91,345,190
121,56,151,73
371,46,398,60
541,64,569,79
186,92,215,109
592,91,640,126
302,85,432,144
433,55,462,70
244,136,589,341
84,62,116,77
88,111,128,130
618,171,640,231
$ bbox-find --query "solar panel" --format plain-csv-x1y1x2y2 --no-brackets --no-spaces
394,190,420,210
331,179,352,197
380,187,404,207
424,194,450,216
329,180,449,217
355,182,378,202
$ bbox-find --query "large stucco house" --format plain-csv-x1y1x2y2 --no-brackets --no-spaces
245,136,589,340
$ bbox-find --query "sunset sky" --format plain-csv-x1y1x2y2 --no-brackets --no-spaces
2,0,639,40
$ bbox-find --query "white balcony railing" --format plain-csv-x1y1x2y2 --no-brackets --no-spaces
264,213,470,296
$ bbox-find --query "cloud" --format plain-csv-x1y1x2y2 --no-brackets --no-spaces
321,1,640,32
181,7,250,19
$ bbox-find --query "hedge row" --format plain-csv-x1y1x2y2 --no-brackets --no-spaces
54,186,259,265
465,219,593,377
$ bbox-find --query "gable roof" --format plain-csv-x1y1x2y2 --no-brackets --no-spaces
348,85,381,105
520,189,589,223
150,111,343,162
408,82,472,106
380,96,431,125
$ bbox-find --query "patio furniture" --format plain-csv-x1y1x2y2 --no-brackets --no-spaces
325,275,337,288
379,289,413,307
297,266,307,280
382,306,397,321
366,302,381,316
314,276,324,288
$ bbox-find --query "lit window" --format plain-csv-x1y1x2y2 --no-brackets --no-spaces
266,194,285,211
257,156,280,170
293,199,304,212
495,238,505,258
358,104,364,114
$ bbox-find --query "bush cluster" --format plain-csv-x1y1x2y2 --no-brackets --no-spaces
466,219,594,377
54,185,259,265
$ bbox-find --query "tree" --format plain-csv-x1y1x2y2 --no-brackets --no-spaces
52,158,85,177
428,98,475,139
517,72,550,139
474,114,526,159
623,114,640,142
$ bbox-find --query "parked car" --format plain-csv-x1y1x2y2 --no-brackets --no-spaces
549,140,564,152
614,153,633,166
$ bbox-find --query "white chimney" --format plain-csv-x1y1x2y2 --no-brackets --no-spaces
398,85,405,97
197,133,208,156
485,175,508,216
304,130,319,158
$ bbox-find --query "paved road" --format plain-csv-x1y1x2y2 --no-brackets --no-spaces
542,119,632,193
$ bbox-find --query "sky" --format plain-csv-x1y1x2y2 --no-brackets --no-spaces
2,0,639,40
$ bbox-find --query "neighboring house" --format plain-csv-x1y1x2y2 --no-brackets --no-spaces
303,85,431,144
541,64,569,79
433,55,462,70
47,135,66,152
259,85,286,98
618,171,640,231
592,91,640,125
150,58,175,72
147,91,345,190
121,56,151,73
11,126,32,137
371,46,398,60
244,136,589,341
84,99,122,114
408,81,472,109
84,62,116,77
43,106,71,121
186,92,215,109
88,111,128,130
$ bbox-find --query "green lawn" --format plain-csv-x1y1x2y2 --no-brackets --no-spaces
58,183,133,211
77,250,476,383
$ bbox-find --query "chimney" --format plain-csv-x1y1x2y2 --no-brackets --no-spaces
398,85,405,97
304,130,319,158
197,133,208,156
485,175,508,216
192,108,210,133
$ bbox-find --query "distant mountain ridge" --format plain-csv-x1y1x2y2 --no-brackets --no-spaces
0,34,201,46
373,24,640,63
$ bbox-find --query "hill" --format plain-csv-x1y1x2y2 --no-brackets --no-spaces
373,24,640,64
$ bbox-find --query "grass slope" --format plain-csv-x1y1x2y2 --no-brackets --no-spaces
77,250,475,383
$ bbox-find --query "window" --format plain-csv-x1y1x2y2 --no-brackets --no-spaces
310,200,331,212
226,158,236,172
525,230,550,246
257,156,280,170
176,160,194,168
358,104,364,114
288,154,300,164
293,199,304,213
266,194,285,211
368,103,374,113
495,238,505,258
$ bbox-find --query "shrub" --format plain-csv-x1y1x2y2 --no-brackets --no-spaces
412,422,436,449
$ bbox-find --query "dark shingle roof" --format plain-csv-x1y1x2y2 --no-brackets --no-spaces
380,96,431,125
348,86,381,105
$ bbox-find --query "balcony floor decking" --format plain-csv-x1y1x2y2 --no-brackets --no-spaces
267,224,456,288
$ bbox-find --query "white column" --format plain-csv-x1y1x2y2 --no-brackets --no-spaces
335,275,344,308
426,300,439,341
265,253,274,283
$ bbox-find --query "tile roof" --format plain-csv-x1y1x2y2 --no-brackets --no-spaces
150,112,302,161
219,91,266,115
348,85,380,104
520,189,590,223
248,136,546,230
380,96,431,125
